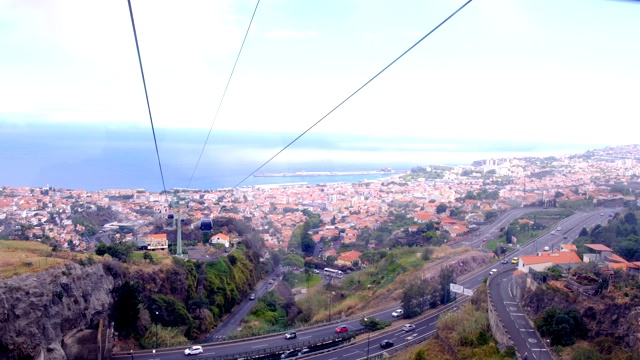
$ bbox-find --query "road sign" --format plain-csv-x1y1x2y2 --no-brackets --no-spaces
463,288,474,296
449,283,463,294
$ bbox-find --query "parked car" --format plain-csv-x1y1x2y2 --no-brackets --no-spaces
298,348,311,356
250,293,256,300
313,269,320,274
402,323,416,332
335,325,349,333
380,339,394,349
281,350,297,359
563,235,568,239
184,345,203,355
511,257,519,264
284,331,297,339
391,309,404,317
543,246,550,251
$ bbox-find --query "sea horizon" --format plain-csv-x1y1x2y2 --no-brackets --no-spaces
1,123,613,192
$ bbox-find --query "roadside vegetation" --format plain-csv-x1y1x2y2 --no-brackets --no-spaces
485,209,573,255
395,285,516,360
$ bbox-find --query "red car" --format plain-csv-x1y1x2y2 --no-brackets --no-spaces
335,325,348,333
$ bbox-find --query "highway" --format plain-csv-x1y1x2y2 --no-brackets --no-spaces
113,207,610,360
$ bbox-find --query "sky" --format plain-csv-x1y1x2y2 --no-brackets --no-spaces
1,0,640,188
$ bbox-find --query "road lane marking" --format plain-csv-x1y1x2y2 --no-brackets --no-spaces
520,329,534,331
504,301,518,304
511,313,525,315
300,335,312,339
342,351,360,357
251,344,268,348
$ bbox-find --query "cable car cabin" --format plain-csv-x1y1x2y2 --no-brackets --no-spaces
200,218,213,232
167,213,174,220
180,218,185,224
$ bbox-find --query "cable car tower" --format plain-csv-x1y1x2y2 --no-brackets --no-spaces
169,198,186,259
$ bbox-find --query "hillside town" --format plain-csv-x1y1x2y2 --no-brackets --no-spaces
1,145,639,257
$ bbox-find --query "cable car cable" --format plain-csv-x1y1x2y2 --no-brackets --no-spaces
187,0,261,188
233,0,474,188
126,0,167,193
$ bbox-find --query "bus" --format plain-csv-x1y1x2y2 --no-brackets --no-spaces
324,268,343,278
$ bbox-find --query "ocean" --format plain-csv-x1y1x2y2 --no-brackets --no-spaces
0,124,602,192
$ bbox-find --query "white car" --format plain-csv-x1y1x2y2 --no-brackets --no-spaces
402,323,416,332
489,268,498,276
391,309,404,317
184,345,203,355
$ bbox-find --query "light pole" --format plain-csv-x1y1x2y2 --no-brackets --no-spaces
155,311,159,350
364,317,371,359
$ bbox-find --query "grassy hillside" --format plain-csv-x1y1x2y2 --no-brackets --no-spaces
0,240,71,279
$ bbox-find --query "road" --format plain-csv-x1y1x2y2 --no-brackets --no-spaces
113,207,611,360
487,209,612,360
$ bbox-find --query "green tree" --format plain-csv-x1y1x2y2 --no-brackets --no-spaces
282,253,304,268
95,243,108,256
436,203,448,214
143,251,156,264
111,281,142,339
534,308,587,346
438,265,456,305
485,210,498,222
579,227,589,237
624,212,637,226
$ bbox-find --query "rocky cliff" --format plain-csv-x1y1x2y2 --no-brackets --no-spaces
0,263,114,360
521,281,640,351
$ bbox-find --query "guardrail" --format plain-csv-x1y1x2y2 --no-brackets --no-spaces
115,330,365,359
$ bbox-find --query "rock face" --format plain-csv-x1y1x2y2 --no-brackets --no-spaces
521,283,640,351
0,263,114,359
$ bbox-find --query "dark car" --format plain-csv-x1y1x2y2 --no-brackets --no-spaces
335,325,348,333
284,330,297,339
298,348,311,356
380,339,394,349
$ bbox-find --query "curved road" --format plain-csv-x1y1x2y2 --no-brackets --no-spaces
488,209,613,360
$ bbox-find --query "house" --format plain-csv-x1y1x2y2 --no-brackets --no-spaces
413,212,435,223
518,251,582,273
144,233,168,250
322,248,337,260
582,244,613,263
210,233,230,247
336,250,362,267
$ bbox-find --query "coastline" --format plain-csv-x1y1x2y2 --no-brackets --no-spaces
253,169,409,178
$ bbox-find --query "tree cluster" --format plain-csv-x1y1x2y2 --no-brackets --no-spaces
401,265,456,318
534,307,587,346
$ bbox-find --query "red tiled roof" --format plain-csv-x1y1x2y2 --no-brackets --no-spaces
521,251,581,266
338,250,362,263
585,244,613,252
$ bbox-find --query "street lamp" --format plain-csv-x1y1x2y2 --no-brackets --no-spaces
364,318,371,359
155,311,159,350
